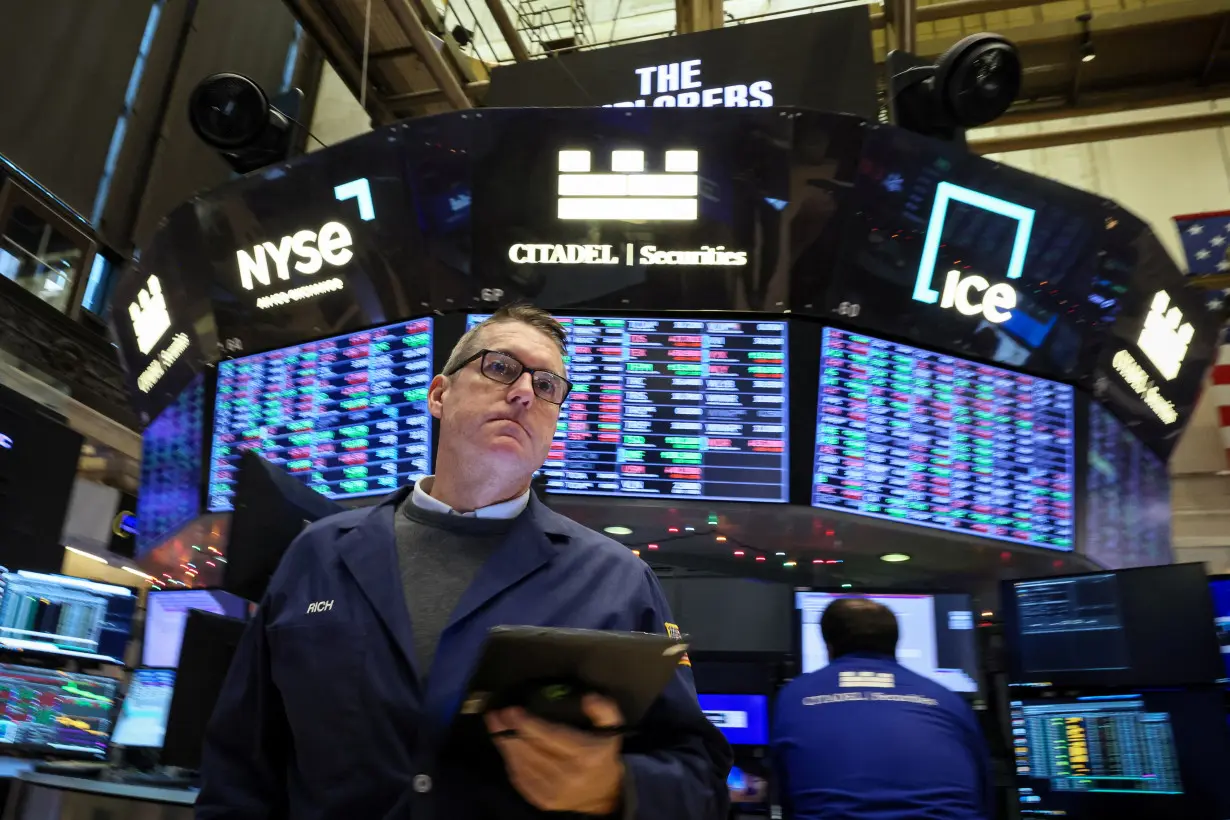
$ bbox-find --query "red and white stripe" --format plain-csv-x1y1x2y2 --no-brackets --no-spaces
1212,344,1230,465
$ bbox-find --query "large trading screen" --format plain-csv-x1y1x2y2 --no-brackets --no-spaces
0,664,118,756
0,571,136,664
208,319,433,511
466,315,789,502
1084,402,1172,569
136,374,203,557
143,590,249,668
812,327,1075,549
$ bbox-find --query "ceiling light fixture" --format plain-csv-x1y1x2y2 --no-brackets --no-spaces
775,552,786,556
647,543,659,550
880,553,912,563
841,583,853,589
667,527,679,533
632,549,641,557
783,561,797,568
1077,13,1096,62
122,566,153,579
755,556,766,562
604,526,633,536
715,535,727,542
733,550,745,557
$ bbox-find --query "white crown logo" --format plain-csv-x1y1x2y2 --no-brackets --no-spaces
129,274,172,356
1137,291,1193,381
557,149,699,221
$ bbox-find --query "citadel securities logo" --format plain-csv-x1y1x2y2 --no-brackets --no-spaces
912,182,1036,324
506,149,748,267
129,275,172,355
557,148,699,221
1137,291,1193,380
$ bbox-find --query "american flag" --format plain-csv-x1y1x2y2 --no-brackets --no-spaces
1175,210,1230,275
1174,210,1230,314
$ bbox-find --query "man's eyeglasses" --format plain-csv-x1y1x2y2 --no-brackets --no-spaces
447,349,572,405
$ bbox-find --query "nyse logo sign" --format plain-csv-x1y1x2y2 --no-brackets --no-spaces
129,275,172,355
913,183,1035,324
1137,291,1193,380
557,148,698,221
233,178,376,308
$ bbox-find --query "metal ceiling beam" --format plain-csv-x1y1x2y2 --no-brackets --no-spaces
386,81,490,109
283,0,395,123
995,81,1230,124
484,0,532,61
384,0,474,109
869,0,1053,30
970,108,1230,154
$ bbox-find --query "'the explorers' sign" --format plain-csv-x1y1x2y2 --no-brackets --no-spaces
605,59,773,109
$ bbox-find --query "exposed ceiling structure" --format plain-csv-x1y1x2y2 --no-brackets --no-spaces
283,0,1230,135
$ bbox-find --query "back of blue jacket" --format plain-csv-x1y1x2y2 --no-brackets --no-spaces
771,653,992,820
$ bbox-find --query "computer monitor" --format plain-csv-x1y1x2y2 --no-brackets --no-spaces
0,663,118,757
110,668,175,749
0,570,136,664
697,694,768,746
1011,690,1230,819
143,589,249,668
223,451,345,604
795,591,980,694
1001,564,1223,687
1209,576,1230,681
161,610,247,769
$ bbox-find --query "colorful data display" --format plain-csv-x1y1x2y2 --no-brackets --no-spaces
208,319,433,511
812,327,1074,548
467,315,789,502
1084,402,1171,569
137,374,204,557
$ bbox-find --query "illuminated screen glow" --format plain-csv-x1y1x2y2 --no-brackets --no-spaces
208,318,433,511
136,374,203,557
812,327,1075,549
1209,578,1230,680
467,315,789,502
796,591,979,693
1084,402,1171,569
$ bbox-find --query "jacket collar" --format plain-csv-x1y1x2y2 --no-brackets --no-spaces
334,488,570,680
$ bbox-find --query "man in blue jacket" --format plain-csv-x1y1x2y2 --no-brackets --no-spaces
771,598,993,820
197,304,731,819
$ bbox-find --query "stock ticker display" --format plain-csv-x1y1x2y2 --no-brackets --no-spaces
135,374,204,558
813,328,1075,548
1084,402,1172,569
208,319,433,511
467,315,789,502
0,664,118,756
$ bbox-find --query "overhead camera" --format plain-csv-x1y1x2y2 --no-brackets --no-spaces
188,73,301,174
888,33,1022,144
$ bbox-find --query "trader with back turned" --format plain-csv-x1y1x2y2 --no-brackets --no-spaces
771,598,993,820
197,304,731,820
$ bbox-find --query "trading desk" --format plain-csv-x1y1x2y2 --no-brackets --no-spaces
2,771,195,819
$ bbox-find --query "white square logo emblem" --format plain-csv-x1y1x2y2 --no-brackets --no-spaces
1137,291,1193,381
557,149,698,221
129,274,172,355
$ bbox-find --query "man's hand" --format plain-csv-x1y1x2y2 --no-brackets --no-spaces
485,694,625,815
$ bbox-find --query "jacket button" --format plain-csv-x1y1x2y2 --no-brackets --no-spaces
413,774,432,794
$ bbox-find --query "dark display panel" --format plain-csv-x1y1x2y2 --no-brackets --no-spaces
813,327,1075,549
1210,577,1230,680
1084,401,1172,569
208,318,433,511
136,374,204,558
467,314,789,502
824,126,1125,381
143,590,249,668
796,591,979,694
1001,564,1224,687
0,663,118,757
0,571,136,664
1012,691,1230,820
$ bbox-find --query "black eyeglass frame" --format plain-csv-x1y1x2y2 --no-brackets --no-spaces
445,349,573,405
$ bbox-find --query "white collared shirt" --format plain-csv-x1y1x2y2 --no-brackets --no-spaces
410,476,530,520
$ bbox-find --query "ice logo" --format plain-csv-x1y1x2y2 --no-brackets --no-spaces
129,275,172,355
1138,291,1193,380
